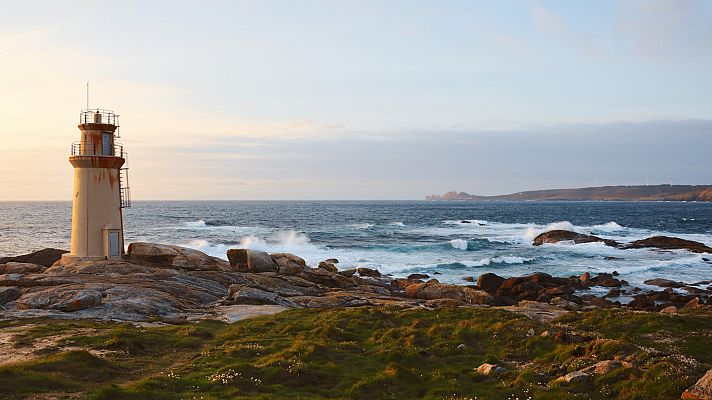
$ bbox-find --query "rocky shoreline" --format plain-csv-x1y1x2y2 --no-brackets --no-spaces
0,229,709,322
1,234,711,399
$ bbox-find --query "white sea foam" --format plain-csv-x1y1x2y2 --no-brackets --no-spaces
390,221,405,227
184,220,207,228
465,256,533,267
450,239,468,250
590,221,624,232
520,221,574,241
350,223,374,229
184,230,329,264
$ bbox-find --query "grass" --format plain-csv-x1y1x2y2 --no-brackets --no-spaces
0,306,710,399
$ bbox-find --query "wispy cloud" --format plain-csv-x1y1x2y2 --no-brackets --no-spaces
618,0,712,62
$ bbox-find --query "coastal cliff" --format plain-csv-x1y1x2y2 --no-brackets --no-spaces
426,184,712,201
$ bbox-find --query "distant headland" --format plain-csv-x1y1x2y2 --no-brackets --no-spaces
426,184,712,202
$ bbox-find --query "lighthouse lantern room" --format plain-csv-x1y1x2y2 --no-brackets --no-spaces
61,109,130,265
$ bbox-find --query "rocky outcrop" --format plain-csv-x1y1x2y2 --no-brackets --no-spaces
404,281,494,305
228,285,298,308
1,243,709,322
477,273,505,291
16,288,102,312
683,368,712,400
357,267,381,278
272,253,309,275
532,231,712,254
533,230,619,247
644,278,685,288
0,287,21,306
0,248,67,267
0,262,44,274
317,261,338,273
625,236,712,253
127,242,229,271
226,249,278,273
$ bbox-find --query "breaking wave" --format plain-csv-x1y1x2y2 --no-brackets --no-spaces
466,256,534,267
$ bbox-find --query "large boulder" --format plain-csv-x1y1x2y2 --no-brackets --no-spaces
682,368,712,400
644,278,685,288
0,287,21,305
405,281,494,305
533,230,619,247
297,268,357,289
357,267,381,278
318,261,339,273
272,253,309,275
227,285,297,308
16,287,102,312
127,243,229,271
625,236,712,254
477,273,505,291
0,248,68,267
0,262,44,274
226,249,278,273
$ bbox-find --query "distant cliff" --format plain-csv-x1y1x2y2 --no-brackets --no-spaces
425,185,712,202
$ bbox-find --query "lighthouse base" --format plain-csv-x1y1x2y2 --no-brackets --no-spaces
60,253,114,265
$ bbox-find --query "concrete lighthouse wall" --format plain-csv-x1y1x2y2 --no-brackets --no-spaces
62,116,126,264
68,156,125,258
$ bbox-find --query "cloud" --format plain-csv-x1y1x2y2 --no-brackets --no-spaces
618,0,712,62
531,3,565,34
126,119,712,200
529,1,605,58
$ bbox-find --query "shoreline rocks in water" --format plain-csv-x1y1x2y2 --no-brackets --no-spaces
0,243,709,322
532,230,712,254
533,230,620,247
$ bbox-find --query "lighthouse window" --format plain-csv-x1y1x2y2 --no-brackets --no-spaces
102,133,112,156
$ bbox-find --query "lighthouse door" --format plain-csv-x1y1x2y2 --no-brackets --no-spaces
108,232,120,257
102,133,112,156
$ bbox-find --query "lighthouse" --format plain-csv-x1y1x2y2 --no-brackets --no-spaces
61,109,130,264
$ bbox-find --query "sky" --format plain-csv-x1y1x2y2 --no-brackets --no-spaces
0,0,711,200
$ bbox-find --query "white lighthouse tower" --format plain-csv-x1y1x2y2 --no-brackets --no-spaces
61,109,131,264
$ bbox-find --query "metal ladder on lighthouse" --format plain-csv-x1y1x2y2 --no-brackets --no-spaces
119,154,131,208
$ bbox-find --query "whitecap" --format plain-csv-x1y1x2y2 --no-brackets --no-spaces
184,219,207,228
350,223,374,230
591,221,624,232
450,239,469,250
464,256,533,267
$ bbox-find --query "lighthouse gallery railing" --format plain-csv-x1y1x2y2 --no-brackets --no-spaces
71,141,125,158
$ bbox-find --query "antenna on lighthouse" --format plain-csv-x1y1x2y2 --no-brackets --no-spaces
86,82,89,109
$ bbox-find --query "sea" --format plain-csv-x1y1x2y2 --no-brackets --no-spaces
1,201,711,291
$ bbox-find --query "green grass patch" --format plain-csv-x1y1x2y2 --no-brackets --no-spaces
1,307,710,399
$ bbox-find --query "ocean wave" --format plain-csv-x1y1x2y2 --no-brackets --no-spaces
350,223,374,230
447,238,497,251
179,219,254,231
590,221,624,232
450,239,468,250
390,221,405,227
524,221,575,240
184,219,207,228
184,230,326,262
465,256,534,267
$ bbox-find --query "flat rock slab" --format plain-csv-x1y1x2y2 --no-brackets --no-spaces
503,300,569,323
212,304,288,323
